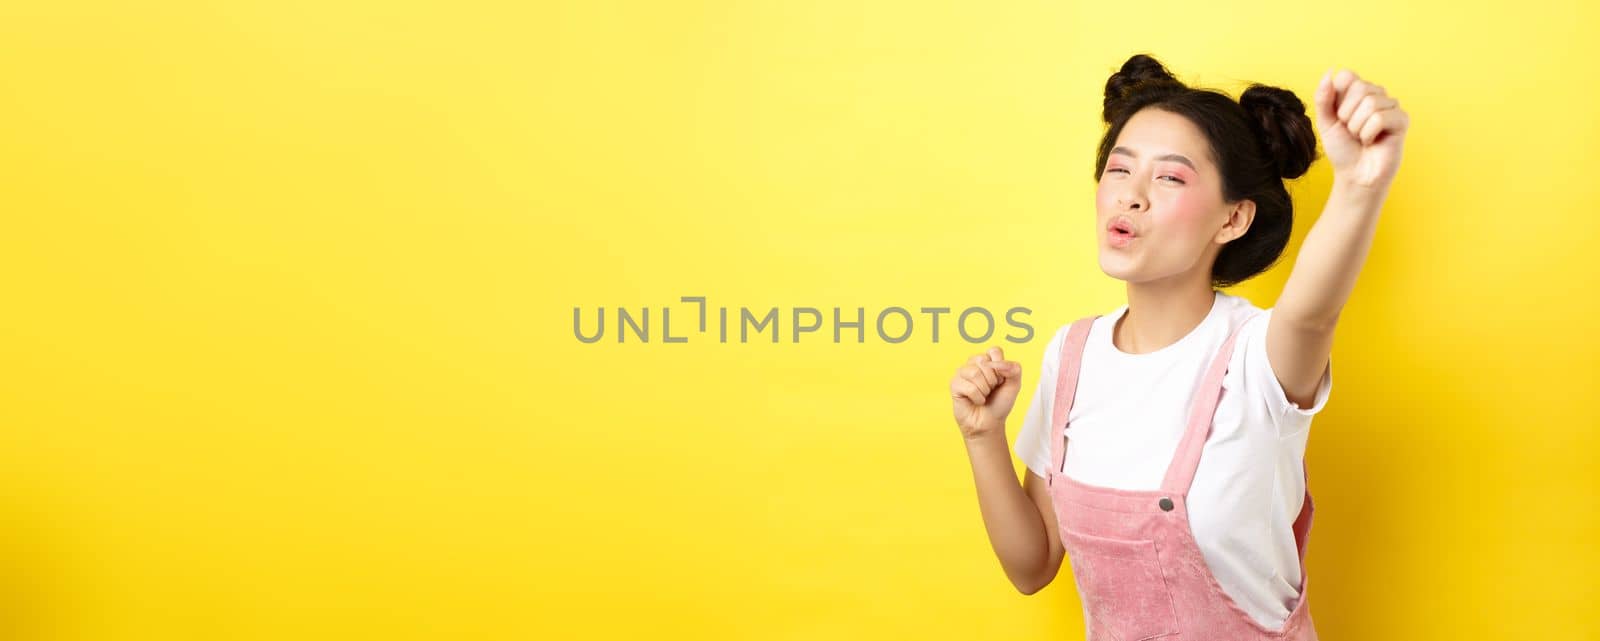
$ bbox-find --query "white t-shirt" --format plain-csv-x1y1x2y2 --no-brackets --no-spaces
1014,290,1332,630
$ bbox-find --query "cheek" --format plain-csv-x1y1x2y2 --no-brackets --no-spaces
1158,189,1213,230
1094,182,1117,211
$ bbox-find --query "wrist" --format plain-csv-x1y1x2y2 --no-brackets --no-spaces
963,424,1009,448
1330,176,1391,206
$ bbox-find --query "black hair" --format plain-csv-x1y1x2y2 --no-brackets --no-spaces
1094,53,1320,288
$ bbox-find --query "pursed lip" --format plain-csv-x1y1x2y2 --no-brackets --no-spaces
1107,215,1139,237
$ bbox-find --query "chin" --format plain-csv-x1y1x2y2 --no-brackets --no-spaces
1097,256,1139,282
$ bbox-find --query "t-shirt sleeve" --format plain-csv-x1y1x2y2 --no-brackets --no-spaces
1013,324,1068,479
1239,308,1333,438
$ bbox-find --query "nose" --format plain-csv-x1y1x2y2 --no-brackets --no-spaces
1113,180,1147,212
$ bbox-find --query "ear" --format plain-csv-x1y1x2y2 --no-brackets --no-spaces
1214,199,1256,244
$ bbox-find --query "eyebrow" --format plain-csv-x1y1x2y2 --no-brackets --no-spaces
1110,146,1198,172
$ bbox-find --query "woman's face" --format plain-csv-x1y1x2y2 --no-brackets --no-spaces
1095,107,1253,285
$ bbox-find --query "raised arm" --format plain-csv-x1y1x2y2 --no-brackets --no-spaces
1270,68,1410,408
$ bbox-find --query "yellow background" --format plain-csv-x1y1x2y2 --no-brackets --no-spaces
2,1,1595,639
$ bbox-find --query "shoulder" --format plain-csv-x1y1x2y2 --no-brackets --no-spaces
1215,291,1270,338
1031,323,1071,385
1215,292,1271,373
1038,313,1105,378
1209,292,1273,351
1037,320,1072,372
1219,293,1335,428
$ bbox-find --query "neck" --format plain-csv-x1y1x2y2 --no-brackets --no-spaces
1116,274,1217,355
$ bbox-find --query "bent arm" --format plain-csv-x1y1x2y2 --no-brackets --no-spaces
965,431,1065,594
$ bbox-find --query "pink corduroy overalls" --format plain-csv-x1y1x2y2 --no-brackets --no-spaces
1046,313,1318,641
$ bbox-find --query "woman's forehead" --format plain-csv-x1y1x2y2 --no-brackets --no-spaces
1115,110,1211,168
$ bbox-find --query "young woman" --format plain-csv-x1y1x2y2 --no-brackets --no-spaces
950,54,1407,639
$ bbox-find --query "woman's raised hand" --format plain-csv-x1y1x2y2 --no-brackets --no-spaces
1314,68,1410,191
950,346,1023,439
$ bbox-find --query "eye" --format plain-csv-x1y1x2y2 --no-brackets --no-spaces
1159,175,1185,184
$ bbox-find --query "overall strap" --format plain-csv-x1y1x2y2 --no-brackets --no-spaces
1159,310,1261,494
1046,315,1099,487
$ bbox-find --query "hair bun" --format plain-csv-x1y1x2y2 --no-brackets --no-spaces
1238,84,1319,180
1103,54,1186,124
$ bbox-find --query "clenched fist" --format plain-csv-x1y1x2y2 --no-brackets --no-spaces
1315,67,1409,191
949,346,1023,439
